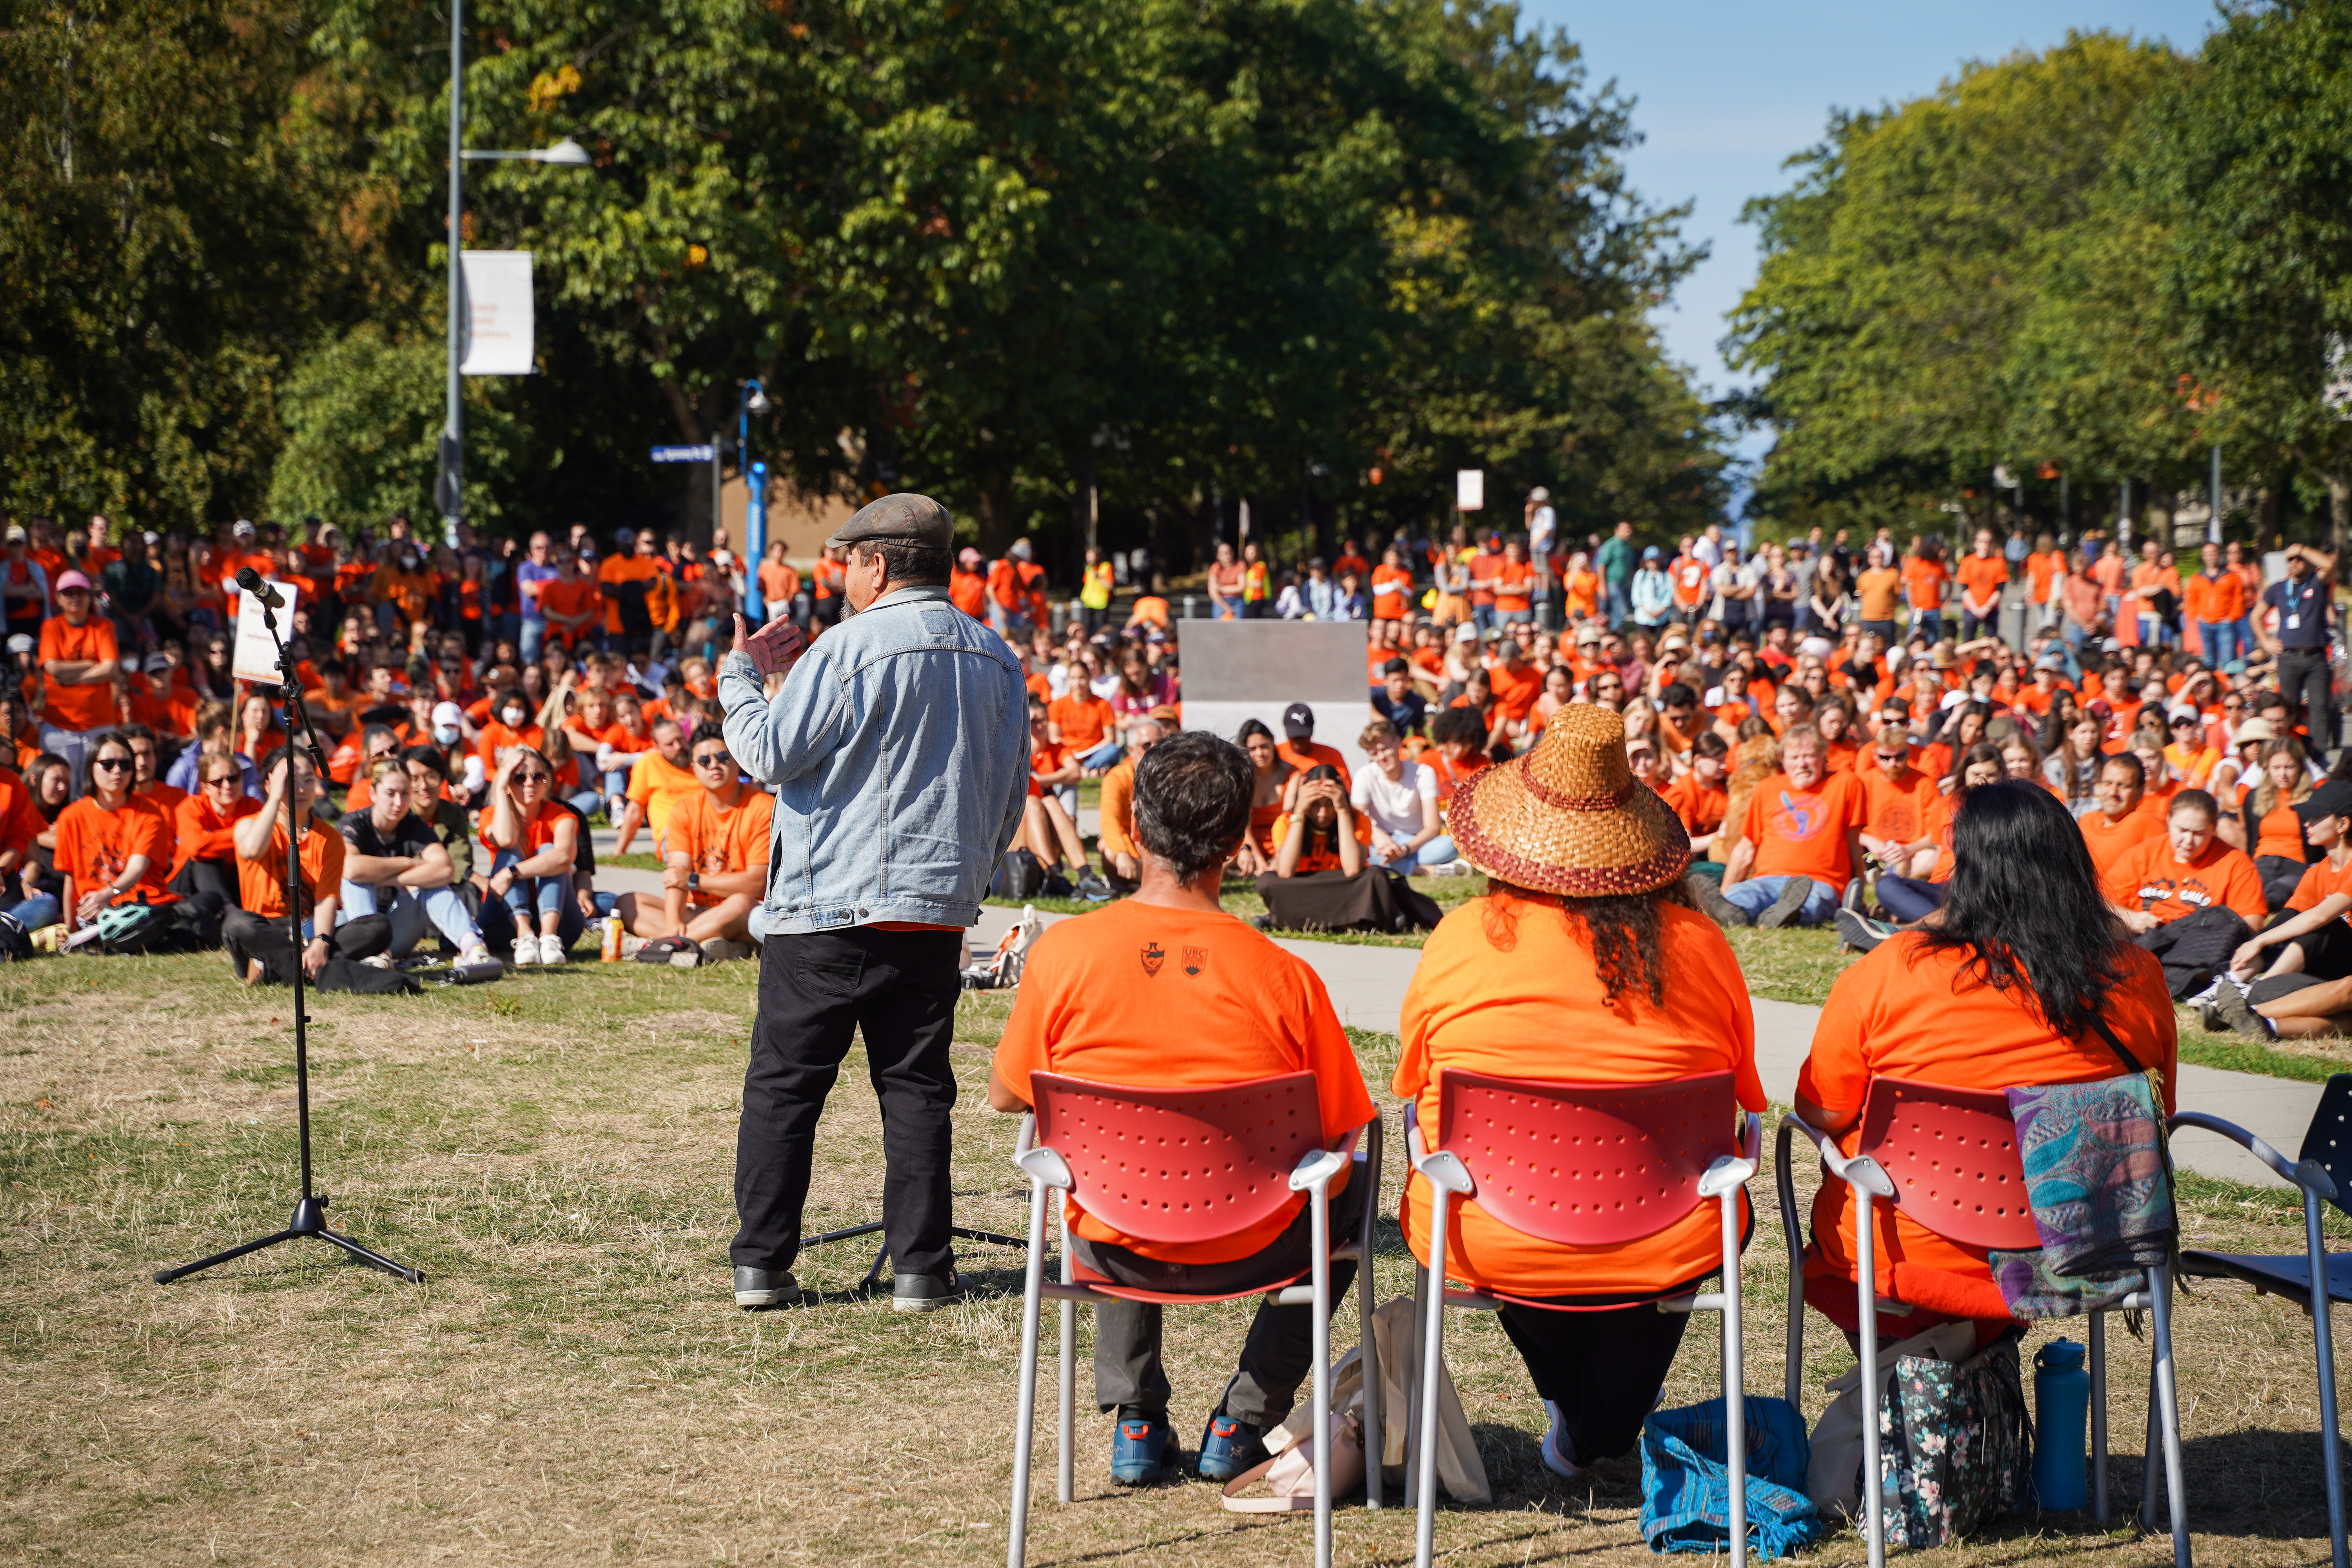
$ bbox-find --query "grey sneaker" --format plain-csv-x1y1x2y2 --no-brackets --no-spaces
2210,981,2274,1041
733,1266,799,1309
1755,878,1813,931
892,1271,964,1313
1834,907,1893,954
1686,873,1749,928
1074,869,1113,902
699,936,757,963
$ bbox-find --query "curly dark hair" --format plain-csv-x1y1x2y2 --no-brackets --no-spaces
1479,877,1695,1006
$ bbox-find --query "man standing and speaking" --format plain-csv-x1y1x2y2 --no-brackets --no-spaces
719,494,1029,1312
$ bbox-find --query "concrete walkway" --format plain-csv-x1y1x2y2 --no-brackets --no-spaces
589,831,2324,1189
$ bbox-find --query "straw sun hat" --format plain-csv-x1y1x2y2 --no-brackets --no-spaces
1448,704,1691,897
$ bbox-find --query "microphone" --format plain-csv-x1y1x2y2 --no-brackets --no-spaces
235,566,285,609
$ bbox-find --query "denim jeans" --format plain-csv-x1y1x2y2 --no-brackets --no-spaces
492,847,568,926
340,880,481,956
1374,833,1457,873
2198,620,2239,666
1605,584,1630,628
519,617,546,666
4,892,60,932
1722,875,1839,926
1910,612,1944,645
1079,739,1124,771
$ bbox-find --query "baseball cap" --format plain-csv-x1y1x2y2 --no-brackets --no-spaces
1939,689,1972,711
232,519,256,539
1575,624,1602,645
432,701,465,728
614,527,637,544
1281,702,1315,741
5,634,30,655
142,652,171,674
2297,777,2352,824
958,547,983,567
1642,546,1661,561
53,570,91,593
1454,624,1479,645
3,525,22,544
1528,486,1550,502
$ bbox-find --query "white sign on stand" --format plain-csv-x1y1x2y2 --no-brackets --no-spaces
1455,469,1485,511
231,581,300,687
459,251,536,376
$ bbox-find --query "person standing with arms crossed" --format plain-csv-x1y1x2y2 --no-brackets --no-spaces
718,494,1030,1313
2261,541,2338,767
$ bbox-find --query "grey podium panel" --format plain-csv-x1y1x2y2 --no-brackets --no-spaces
1181,620,1371,704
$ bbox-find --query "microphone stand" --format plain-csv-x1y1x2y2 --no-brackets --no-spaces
156,593,421,1286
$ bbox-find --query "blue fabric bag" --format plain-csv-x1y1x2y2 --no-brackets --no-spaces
1639,1396,1828,1558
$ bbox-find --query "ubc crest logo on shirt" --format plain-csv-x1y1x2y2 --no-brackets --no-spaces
1770,788,1831,843
1140,941,1165,976
1182,946,1208,977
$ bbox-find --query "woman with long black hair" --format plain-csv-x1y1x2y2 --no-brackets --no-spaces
1793,781,2178,1339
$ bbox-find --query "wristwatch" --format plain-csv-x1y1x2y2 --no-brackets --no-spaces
688,872,701,891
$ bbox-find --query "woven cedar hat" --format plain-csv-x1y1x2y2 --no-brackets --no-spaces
1448,704,1690,897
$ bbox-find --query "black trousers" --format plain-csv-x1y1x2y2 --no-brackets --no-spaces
732,926,963,1278
1074,1174,1366,1426
2280,647,2335,766
221,905,392,982
1493,1296,1693,1468
2258,853,2311,914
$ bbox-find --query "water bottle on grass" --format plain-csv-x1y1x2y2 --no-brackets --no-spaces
2033,1338,2089,1510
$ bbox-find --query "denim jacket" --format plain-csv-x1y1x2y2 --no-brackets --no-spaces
719,585,1030,935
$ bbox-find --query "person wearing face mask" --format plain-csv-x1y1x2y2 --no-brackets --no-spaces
475,688,543,773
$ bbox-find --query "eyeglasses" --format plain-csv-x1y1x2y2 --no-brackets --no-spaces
514,770,552,785
203,773,239,788
91,756,131,772
693,752,732,769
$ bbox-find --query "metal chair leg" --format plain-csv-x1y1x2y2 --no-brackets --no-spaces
2147,1263,2191,1568
1775,1120,1806,1409
1057,1210,1074,1506
1722,1189,1747,1566
1413,1189,1452,1568
1360,1124,1385,1511
1007,1177,1050,1568
2090,1308,2110,1524
2304,1188,2349,1568
2142,1358,2161,1531
1310,1185,1333,1568
1856,1190,1885,1568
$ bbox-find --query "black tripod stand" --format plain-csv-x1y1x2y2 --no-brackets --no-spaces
806,1218,1028,1291
156,581,422,1287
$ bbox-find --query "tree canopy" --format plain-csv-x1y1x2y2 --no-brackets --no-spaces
0,0,1731,563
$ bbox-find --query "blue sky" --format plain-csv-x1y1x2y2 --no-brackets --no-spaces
1515,1,2223,419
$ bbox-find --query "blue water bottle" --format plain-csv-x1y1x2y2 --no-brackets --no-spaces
2033,1338,2090,1510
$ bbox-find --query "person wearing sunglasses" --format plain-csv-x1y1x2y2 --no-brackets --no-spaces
717,494,1030,1315
610,737,770,960
167,746,260,906
53,731,177,936
482,745,581,966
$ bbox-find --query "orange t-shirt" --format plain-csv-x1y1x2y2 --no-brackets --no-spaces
2102,835,2266,927
1270,810,1371,873
2253,802,2310,863
1902,559,1948,612
672,787,774,906
237,815,346,920
38,616,120,731
1493,559,1535,614
53,795,176,906
1855,568,1904,622
1857,764,1942,847
170,791,260,877
1047,693,1115,754
2077,806,2163,878
1955,553,2008,608
2025,551,2063,603
1396,898,1765,1296
2287,855,2352,917
948,568,986,619
990,900,1375,1265
1663,773,1728,838
538,578,602,636
1486,661,1542,725
1797,934,2177,1321
1277,739,1352,791
625,752,701,843
1739,769,1867,886
1371,565,1413,620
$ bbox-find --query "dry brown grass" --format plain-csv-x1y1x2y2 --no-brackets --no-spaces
0,956,2347,1566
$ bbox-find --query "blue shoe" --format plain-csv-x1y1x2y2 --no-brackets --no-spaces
1109,1412,1172,1485
1197,1412,1269,1481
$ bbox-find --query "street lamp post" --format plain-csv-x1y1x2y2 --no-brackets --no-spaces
735,379,771,619
440,0,591,546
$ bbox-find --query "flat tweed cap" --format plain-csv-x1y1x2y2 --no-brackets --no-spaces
1448,703,1691,897
827,492,954,552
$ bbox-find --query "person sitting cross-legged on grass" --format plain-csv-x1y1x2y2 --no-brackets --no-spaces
2213,777,2352,1040
1094,718,1163,891
337,755,491,967
986,730,1376,1486
224,747,394,985
613,731,773,960
1690,722,1867,930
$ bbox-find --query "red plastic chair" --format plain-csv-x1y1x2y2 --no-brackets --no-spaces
1778,1077,2189,1568
1005,1071,1380,1568
1405,1069,1761,1568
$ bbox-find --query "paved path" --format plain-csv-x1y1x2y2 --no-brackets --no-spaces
590,831,2322,1188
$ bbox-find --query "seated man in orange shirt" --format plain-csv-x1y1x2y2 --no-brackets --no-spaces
1094,717,1163,889
1696,723,1867,929
615,730,773,958
613,717,697,856
987,731,1376,1485
1662,729,1731,863
1274,702,1350,797
2103,788,2267,990
2079,753,2163,876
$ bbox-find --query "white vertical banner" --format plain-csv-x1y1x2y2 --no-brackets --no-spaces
1455,469,1485,511
459,250,535,375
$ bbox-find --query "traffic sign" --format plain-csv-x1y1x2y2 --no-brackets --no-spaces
652,445,716,463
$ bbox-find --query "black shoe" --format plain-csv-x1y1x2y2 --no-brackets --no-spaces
1755,878,1813,931
1834,907,1893,954
733,1266,799,1309
892,1270,964,1313
1250,915,1274,932
1686,873,1748,928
